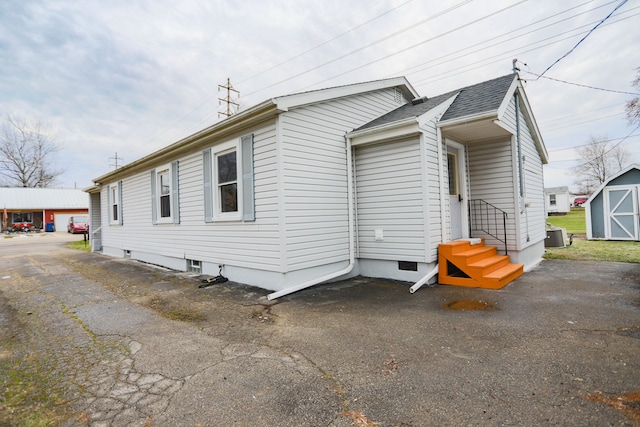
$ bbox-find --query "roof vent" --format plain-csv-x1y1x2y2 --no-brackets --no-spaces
412,96,428,105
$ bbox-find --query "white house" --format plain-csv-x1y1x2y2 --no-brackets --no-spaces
544,186,571,215
87,73,548,299
585,164,640,241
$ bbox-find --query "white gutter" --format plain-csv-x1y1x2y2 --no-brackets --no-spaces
409,263,439,294
267,135,356,300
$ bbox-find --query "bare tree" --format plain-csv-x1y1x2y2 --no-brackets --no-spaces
626,67,640,125
0,115,63,187
573,135,629,195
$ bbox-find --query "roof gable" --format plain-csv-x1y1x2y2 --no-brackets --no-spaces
273,77,418,110
440,74,516,122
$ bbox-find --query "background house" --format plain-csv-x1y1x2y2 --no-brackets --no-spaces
0,188,89,232
585,164,640,241
544,186,571,215
88,74,548,298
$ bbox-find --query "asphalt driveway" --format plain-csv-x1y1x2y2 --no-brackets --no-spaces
1,233,639,426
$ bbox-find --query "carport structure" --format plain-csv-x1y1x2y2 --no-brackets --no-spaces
0,187,89,232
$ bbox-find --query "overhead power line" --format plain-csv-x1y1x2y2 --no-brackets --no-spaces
243,0,491,98
523,72,640,96
537,0,629,79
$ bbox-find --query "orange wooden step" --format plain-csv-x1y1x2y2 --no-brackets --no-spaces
437,240,524,290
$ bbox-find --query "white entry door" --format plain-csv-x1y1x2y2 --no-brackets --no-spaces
604,186,639,240
447,146,463,240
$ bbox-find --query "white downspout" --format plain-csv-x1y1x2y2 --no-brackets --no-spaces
409,263,439,294
437,127,448,244
267,136,355,300
410,127,447,294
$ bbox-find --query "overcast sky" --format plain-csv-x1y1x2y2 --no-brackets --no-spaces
1,0,638,192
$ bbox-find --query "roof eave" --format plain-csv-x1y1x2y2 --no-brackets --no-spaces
347,117,420,146
437,110,499,128
93,100,280,185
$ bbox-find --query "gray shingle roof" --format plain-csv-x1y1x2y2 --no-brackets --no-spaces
355,74,516,132
441,74,515,121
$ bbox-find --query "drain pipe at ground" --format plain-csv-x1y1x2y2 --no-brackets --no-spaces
409,263,439,294
267,136,356,300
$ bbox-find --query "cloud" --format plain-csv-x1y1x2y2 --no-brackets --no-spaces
0,0,638,189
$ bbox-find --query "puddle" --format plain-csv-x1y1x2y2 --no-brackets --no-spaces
616,326,640,339
586,391,640,422
444,300,496,311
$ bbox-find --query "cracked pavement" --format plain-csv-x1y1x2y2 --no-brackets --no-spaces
1,233,639,426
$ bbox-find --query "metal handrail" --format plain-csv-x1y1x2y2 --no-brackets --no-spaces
468,199,508,254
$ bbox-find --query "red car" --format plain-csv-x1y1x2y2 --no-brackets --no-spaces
67,216,89,234
573,197,587,207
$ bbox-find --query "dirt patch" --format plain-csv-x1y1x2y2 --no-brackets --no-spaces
444,300,497,311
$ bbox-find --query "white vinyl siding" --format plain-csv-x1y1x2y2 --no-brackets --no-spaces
355,138,425,261
100,122,281,272
467,138,518,250
423,121,445,261
281,88,405,271
502,96,546,247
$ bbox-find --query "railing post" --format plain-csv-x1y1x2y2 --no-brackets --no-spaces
503,212,508,255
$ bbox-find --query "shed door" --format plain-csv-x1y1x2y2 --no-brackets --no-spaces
604,186,639,240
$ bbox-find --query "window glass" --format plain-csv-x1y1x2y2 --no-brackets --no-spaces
12,212,33,223
447,153,457,196
217,151,237,213
111,186,119,221
159,170,171,218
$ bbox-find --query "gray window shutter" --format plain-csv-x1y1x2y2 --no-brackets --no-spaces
241,134,255,221
171,161,180,224
107,185,112,223
203,149,213,223
151,169,157,224
118,180,123,225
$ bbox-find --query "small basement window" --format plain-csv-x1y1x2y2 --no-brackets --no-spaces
187,259,202,273
398,261,418,271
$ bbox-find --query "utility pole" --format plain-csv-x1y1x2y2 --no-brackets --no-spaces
109,152,123,170
218,78,239,119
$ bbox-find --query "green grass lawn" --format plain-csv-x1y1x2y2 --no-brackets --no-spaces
546,207,586,235
544,207,640,263
544,239,640,263
67,240,91,251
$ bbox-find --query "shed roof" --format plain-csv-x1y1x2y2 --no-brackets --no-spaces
585,163,640,206
544,186,569,194
0,188,89,210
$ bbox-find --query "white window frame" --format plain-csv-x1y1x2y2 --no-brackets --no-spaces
157,166,172,223
213,140,241,221
109,182,122,225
